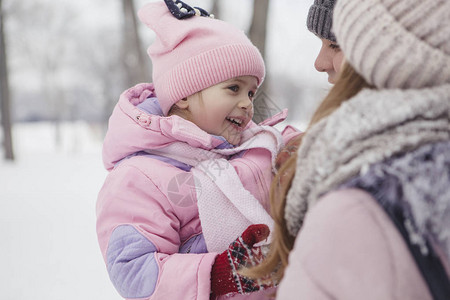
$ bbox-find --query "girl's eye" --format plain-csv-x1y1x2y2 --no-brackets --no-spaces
228,85,239,92
248,91,255,99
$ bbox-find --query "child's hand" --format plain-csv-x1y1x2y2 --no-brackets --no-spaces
275,134,303,170
210,224,272,297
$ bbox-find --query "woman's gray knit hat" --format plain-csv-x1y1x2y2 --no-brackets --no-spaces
307,0,336,42
333,0,450,89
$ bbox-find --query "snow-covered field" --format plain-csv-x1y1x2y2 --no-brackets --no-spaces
0,122,122,299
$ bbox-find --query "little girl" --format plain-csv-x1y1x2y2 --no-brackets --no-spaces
96,1,298,299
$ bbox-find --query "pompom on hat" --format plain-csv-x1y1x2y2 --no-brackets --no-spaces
333,0,450,89
307,0,337,42
138,1,265,116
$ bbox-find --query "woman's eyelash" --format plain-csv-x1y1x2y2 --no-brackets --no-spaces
329,43,340,50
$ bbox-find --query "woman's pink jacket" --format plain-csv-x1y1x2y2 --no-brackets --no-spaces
278,189,433,299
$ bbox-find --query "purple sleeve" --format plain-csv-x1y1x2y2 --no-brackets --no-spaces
179,233,208,254
106,225,159,298
107,225,209,299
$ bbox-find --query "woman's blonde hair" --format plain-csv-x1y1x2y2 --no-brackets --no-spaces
241,62,373,281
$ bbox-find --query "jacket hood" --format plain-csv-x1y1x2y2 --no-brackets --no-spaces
103,83,228,170
102,83,288,171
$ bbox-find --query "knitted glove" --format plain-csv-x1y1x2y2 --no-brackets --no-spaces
210,224,272,297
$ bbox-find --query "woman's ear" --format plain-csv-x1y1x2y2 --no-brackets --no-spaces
174,97,189,109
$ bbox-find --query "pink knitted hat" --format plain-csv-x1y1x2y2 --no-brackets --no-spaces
138,1,265,116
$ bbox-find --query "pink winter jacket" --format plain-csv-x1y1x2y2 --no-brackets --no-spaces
278,189,432,300
96,83,298,300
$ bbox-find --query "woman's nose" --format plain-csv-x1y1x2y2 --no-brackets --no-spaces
314,47,333,73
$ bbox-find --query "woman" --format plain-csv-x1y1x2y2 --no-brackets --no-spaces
250,0,450,299
275,0,340,167
307,0,343,84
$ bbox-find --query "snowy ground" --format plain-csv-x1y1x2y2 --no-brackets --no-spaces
0,122,122,299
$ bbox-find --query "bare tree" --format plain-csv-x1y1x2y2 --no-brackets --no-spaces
121,0,150,87
38,4,76,147
248,0,269,60
7,1,80,146
79,28,123,133
248,0,274,122
0,0,13,160
210,0,221,20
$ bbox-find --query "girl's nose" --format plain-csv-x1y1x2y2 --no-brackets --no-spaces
238,97,253,110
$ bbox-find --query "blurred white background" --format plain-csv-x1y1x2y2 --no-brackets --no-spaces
0,0,330,298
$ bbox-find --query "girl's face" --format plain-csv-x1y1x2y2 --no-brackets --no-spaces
314,38,344,84
175,75,257,145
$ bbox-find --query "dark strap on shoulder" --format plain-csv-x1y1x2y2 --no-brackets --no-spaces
339,141,450,300
382,203,450,300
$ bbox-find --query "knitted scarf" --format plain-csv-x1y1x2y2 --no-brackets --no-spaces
285,84,450,237
148,125,285,252
193,126,284,252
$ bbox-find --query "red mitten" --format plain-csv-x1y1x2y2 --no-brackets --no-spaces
210,224,272,297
